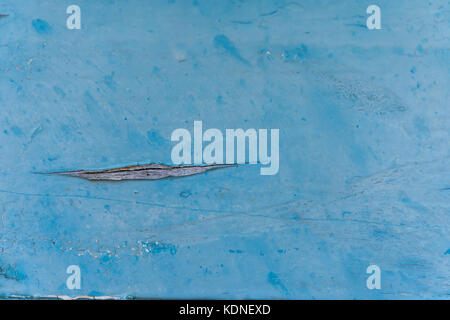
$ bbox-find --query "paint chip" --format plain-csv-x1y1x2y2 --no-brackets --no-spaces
46,163,235,181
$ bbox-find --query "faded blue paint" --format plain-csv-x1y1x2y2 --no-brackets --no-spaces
0,0,449,299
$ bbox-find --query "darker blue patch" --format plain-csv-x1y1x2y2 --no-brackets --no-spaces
32,19,52,35
416,45,424,55
445,249,450,255
267,271,288,295
180,190,191,198
214,34,250,66
283,44,308,61
141,241,177,255
83,91,99,113
267,272,279,285
231,20,252,25
413,117,430,137
89,290,103,296
373,229,388,239
10,126,23,137
0,264,27,281
53,86,66,98
342,211,351,217
399,191,427,213
101,255,111,263
146,129,165,146
104,72,117,91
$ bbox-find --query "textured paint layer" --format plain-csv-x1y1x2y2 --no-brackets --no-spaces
0,0,449,299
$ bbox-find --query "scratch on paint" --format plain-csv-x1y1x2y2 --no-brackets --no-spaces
0,14,8,18
43,163,235,181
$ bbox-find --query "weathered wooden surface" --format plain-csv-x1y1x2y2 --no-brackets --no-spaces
0,0,449,299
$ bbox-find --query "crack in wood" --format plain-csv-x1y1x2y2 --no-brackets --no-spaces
45,163,236,181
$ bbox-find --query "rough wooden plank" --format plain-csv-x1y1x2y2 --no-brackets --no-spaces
0,0,449,300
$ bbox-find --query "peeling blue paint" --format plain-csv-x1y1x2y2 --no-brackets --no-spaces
0,0,449,299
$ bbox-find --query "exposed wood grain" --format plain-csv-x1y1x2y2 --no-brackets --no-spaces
48,163,236,181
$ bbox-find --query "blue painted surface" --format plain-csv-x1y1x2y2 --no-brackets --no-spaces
0,0,449,299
